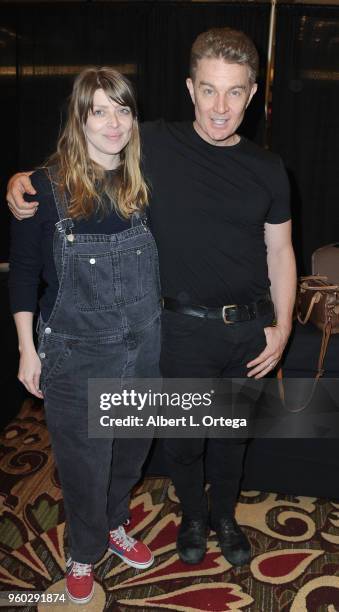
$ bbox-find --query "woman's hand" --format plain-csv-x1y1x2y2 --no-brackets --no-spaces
18,348,44,399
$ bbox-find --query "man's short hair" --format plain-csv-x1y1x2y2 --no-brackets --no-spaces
190,27,259,84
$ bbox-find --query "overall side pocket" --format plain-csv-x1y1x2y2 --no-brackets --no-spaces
38,335,74,393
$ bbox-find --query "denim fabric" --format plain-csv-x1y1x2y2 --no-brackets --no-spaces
38,167,161,563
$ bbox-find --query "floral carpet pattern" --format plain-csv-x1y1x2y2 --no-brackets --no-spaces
0,399,339,611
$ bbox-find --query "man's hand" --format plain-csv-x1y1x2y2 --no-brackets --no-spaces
18,348,44,399
248,220,296,379
6,172,37,220
246,324,290,379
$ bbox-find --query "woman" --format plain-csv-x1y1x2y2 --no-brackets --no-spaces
9,67,161,604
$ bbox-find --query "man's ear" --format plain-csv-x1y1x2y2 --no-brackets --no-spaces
246,82,258,108
186,77,195,105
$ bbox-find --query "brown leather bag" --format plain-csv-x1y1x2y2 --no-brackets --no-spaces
297,275,339,377
278,244,339,412
297,243,339,377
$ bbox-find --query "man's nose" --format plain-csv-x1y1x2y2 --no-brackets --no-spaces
214,95,229,115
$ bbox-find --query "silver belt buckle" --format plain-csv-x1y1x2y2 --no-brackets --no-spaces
222,304,236,324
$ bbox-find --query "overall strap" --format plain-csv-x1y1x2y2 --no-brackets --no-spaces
131,209,148,228
45,165,74,234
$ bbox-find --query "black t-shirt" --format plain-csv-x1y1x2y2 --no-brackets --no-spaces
141,120,290,306
9,169,131,319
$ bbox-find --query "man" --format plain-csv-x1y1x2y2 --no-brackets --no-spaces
7,27,296,567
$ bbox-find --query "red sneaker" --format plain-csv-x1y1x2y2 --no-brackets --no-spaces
109,525,154,569
65,558,94,604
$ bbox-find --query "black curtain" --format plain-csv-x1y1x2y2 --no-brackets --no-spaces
2,2,339,269
0,1,270,262
271,4,339,273
1,2,146,171
138,1,270,140
0,1,148,260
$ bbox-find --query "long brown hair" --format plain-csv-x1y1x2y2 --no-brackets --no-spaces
49,67,148,219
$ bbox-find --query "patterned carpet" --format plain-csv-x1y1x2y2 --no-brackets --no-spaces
0,399,339,611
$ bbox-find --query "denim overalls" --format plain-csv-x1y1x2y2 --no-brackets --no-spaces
37,166,161,563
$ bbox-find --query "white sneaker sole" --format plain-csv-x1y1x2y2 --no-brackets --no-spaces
109,547,154,569
66,584,94,604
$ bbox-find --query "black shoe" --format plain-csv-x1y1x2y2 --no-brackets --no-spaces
177,515,209,564
212,516,251,566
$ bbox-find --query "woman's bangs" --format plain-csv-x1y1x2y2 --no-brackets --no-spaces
102,80,136,115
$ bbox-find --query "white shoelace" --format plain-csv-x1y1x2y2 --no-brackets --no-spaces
67,558,92,577
110,525,137,551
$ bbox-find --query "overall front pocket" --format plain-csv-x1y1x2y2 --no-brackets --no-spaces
73,251,116,311
119,243,155,303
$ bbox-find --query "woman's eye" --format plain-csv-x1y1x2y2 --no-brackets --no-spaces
93,109,105,117
119,107,131,115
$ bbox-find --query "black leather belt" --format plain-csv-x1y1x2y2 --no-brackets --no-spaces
163,296,274,324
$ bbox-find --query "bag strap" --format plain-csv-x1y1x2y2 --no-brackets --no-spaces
277,318,334,413
317,318,335,377
300,275,328,281
297,291,322,325
277,367,319,413
299,276,339,291
300,284,339,291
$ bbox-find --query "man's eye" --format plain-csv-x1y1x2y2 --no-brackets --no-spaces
230,90,241,96
203,88,214,95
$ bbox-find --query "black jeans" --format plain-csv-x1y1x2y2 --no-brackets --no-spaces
160,308,273,522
